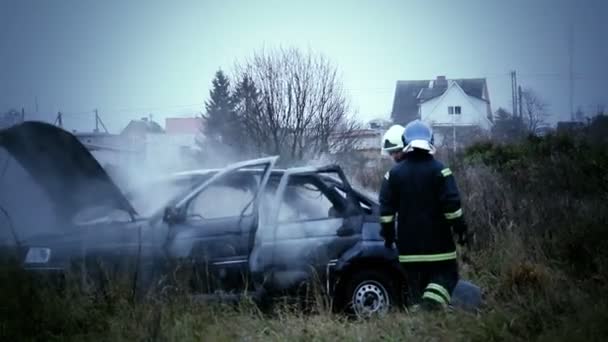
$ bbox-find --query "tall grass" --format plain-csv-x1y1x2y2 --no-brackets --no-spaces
2,132,608,341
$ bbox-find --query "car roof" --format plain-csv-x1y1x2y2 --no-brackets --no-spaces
134,165,378,206
150,167,345,186
169,168,287,177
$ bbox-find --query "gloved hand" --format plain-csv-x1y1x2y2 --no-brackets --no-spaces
456,231,468,247
380,222,395,249
453,219,469,247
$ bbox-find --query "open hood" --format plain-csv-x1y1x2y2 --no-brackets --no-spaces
0,121,136,222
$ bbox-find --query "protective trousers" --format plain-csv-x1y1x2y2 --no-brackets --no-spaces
400,259,458,310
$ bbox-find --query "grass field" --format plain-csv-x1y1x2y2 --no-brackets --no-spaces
2,132,608,341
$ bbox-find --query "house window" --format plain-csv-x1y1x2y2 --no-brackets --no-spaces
448,106,462,115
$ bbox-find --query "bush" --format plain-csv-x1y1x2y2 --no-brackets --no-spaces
2,130,608,340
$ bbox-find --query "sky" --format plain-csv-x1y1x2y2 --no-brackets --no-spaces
1,0,607,133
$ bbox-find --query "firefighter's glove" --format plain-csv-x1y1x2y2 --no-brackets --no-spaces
453,219,469,247
380,223,395,249
456,231,468,247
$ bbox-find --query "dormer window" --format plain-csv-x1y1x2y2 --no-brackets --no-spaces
448,106,462,115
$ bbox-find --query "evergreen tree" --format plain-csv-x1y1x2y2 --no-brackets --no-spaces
202,69,236,145
232,74,263,156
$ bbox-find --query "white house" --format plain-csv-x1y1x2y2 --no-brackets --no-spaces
391,76,493,147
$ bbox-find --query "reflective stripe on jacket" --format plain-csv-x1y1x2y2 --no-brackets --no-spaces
379,151,463,259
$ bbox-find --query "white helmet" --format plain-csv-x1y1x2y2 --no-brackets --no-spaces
381,124,405,155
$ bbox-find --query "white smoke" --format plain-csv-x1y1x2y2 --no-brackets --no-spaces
0,147,62,244
0,125,363,296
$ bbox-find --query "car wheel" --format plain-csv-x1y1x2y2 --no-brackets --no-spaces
343,269,399,318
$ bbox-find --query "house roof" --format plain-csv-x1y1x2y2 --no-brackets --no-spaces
453,78,486,101
391,80,429,124
391,77,488,124
165,117,203,135
121,118,164,136
417,87,445,102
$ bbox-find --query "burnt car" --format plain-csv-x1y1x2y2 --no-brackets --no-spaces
0,122,480,316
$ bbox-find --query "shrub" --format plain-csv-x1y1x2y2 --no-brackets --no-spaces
2,129,608,340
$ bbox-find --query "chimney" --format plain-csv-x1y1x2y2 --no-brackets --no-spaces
435,75,447,88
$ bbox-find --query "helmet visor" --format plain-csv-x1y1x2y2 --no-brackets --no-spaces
408,139,433,151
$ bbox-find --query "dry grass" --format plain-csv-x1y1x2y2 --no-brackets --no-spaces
2,134,608,341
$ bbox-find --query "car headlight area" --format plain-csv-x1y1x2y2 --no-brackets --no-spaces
24,247,52,264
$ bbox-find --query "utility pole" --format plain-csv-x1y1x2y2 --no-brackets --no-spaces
518,86,523,119
54,112,63,128
568,22,575,121
452,122,456,153
452,106,456,153
94,109,109,133
21,108,25,122
511,70,518,117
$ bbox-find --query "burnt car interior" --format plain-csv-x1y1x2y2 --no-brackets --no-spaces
186,172,259,221
162,168,366,234
268,175,346,222
159,166,367,288
125,174,213,218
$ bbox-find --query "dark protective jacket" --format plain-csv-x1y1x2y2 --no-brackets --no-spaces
378,150,466,262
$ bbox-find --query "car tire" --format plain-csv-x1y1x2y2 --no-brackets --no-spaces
342,269,400,318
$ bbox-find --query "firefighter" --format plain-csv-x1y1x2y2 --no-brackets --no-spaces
381,124,406,162
378,119,468,311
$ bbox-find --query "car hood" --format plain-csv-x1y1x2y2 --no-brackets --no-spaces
0,121,136,222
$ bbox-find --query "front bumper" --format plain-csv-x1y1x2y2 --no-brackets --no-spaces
21,266,68,290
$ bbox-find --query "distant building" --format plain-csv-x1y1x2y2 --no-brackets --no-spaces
391,76,493,148
121,117,164,136
367,118,392,130
0,109,23,129
164,117,205,156
126,117,202,172
75,131,139,164
328,119,392,162
556,121,586,134
73,116,203,186
166,117,203,135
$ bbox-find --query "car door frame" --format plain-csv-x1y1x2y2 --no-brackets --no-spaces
250,164,364,291
262,165,362,227
163,156,278,292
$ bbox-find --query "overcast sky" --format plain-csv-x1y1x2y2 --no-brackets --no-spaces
1,0,607,133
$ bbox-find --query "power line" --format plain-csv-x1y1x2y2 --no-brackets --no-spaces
59,103,205,116
511,70,518,117
569,21,576,121
38,70,607,120
110,103,205,113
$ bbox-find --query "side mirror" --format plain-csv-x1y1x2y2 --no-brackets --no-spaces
163,207,182,224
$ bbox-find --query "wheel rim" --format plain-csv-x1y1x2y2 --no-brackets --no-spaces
352,280,390,317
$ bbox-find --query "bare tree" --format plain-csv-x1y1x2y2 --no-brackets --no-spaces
233,47,360,163
491,107,526,142
520,88,550,133
595,104,605,117
574,106,586,122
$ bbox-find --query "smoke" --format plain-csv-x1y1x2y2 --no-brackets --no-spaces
0,147,63,244
0,122,370,297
